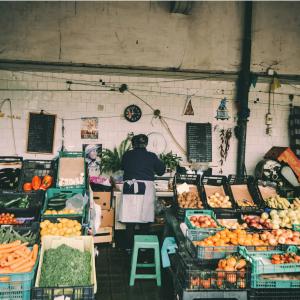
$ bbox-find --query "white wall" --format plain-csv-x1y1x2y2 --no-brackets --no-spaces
0,70,299,175
0,2,299,74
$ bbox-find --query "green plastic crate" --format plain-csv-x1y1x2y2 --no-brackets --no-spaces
293,224,300,232
0,248,39,300
41,187,88,224
251,273,300,289
57,151,87,189
239,245,300,275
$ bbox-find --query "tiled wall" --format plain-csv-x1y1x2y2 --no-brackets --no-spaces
0,70,299,175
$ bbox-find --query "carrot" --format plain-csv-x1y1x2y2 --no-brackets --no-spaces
13,260,34,273
31,244,38,262
15,249,30,259
0,241,21,249
0,276,10,282
6,257,28,268
0,243,29,254
10,257,32,270
0,267,12,274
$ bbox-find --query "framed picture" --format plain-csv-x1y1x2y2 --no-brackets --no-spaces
82,144,102,177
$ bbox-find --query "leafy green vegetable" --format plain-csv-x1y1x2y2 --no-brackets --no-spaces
0,227,37,245
40,244,91,287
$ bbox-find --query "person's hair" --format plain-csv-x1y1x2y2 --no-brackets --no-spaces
131,134,148,148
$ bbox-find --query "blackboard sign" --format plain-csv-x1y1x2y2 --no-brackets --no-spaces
27,112,56,154
186,123,212,162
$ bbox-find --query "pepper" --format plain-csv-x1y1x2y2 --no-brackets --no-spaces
40,175,53,191
18,195,29,208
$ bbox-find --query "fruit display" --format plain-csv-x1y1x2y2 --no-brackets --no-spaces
291,197,300,209
0,241,38,274
271,252,300,264
244,209,300,230
177,191,204,209
40,219,82,237
0,195,30,209
188,215,219,229
218,219,248,230
193,228,300,247
0,213,21,225
264,195,290,209
0,227,38,245
189,255,247,290
207,192,232,208
23,175,53,192
230,184,256,207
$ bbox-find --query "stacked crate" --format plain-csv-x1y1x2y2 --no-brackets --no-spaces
93,190,114,244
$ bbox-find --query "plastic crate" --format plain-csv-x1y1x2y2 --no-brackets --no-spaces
239,245,300,275
169,251,249,291
293,224,300,232
0,190,44,220
57,151,87,189
227,175,263,212
248,288,300,300
18,159,57,191
0,222,40,246
0,249,39,300
185,209,224,235
251,272,300,288
41,187,88,224
0,156,23,191
31,286,94,300
202,175,236,213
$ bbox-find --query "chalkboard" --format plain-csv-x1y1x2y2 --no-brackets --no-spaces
186,123,212,162
27,112,56,154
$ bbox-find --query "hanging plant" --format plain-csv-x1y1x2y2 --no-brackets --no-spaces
218,128,232,174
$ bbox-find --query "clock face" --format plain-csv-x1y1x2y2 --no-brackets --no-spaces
124,105,142,122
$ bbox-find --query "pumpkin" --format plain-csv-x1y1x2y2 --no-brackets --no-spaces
40,175,53,190
31,176,41,191
23,182,32,192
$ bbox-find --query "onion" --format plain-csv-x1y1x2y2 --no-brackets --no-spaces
268,237,278,246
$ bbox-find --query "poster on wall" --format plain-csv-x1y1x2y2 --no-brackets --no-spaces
82,144,102,177
81,117,98,139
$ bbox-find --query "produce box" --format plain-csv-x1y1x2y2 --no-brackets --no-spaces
57,151,86,189
18,159,57,192
239,245,300,275
93,191,112,210
0,190,44,220
99,208,114,228
248,288,300,300
0,245,39,300
251,272,300,288
169,250,249,291
227,175,262,212
0,156,23,191
202,175,236,213
41,187,88,224
34,236,97,295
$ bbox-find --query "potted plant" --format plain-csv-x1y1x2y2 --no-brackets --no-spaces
159,151,182,174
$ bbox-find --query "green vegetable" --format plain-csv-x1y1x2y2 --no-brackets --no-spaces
39,244,91,287
3,197,22,208
18,195,29,208
0,227,37,245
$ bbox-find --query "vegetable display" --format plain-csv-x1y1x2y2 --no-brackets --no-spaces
264,195,290,209
178,191,203,209
23,175,53,192
44,209,77,215
207,192,232,208
218,219,248,230
40,219,82,237
0,241,38,274
0,195,30,209
0,227,38,245
39,244,91,287
0,213,21,225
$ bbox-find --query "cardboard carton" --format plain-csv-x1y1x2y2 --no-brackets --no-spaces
93,191,111,210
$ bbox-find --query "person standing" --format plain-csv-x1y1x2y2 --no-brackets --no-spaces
118,134,166,251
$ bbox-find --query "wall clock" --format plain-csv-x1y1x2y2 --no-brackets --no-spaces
124,105,142,122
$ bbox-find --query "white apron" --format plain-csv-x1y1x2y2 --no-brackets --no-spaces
118,179,156,223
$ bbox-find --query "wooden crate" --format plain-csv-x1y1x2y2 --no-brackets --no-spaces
94,226,113,244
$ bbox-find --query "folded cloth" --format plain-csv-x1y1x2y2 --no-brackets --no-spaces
123,179,146,195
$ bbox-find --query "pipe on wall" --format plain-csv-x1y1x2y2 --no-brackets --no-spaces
236,1,253,177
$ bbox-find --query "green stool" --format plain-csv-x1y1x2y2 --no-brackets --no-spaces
129,235,161,286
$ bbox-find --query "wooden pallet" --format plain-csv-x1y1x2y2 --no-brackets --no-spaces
94,226,113,244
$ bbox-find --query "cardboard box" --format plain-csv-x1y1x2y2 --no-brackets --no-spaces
100,208,114,228
93,191,111,209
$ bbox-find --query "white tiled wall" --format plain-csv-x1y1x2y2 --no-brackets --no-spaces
0,70,299,175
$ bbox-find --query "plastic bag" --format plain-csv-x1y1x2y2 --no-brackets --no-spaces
65,193,88,213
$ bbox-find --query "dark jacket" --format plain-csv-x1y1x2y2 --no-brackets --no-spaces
121,148,166,181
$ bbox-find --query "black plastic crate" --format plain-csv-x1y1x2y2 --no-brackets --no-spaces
0,156,23,191
18,159,57,191
248,288,300,300
0,222,40,246
31,286,94,300
170,251,249,291
255,180,278,209
201,175,237,213
0,190,44,220
227,175,263,213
